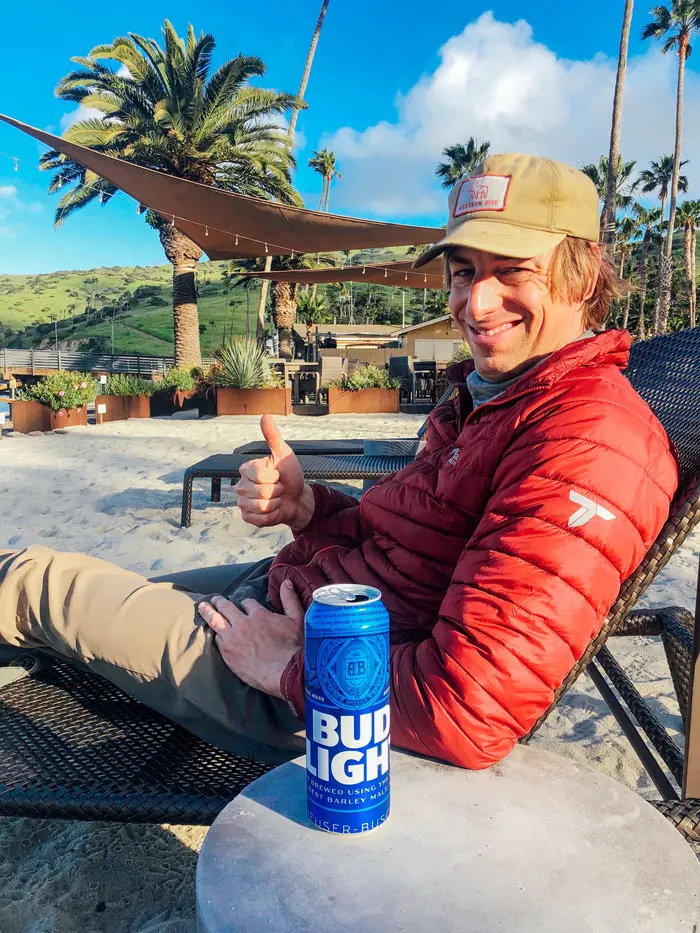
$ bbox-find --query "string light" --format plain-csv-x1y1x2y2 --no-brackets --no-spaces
0,149,440,281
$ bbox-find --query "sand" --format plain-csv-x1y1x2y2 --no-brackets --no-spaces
0,412,697,932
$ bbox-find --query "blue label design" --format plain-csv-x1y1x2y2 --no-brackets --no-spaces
317,635,387,710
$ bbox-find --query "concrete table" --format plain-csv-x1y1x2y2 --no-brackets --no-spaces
196,746,700,932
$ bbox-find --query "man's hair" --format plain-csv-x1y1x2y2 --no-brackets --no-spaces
549,238,619,329
443,237,620,329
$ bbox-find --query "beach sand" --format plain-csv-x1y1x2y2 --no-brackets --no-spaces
0,413,697,932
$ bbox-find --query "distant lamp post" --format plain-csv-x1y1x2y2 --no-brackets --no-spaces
111,316,115,356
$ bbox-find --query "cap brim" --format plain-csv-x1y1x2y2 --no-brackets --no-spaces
412,219,567,268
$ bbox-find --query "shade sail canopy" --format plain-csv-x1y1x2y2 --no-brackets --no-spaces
0,114,444,261
243,259,445,290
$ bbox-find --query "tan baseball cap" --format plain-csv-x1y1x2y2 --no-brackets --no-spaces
413,153,600,267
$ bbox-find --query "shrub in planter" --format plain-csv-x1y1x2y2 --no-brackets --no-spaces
327,365,400,414
150,367,198,416
15,371,96,431
96,374,155,422
211,339,291,416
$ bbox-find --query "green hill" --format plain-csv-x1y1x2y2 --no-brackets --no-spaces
0,247,423,357
0,261,263,356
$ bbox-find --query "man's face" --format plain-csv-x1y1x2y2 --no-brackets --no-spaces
447,246,587,382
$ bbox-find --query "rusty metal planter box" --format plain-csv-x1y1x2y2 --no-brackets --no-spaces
95,395,151,422
327,387,399,414
48,407,88,430
8,400,50,433
216,388,292,416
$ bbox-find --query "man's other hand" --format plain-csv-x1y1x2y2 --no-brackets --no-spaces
198,580,303,696
235,415,315,532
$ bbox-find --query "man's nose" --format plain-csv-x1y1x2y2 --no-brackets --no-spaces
468,277,501,319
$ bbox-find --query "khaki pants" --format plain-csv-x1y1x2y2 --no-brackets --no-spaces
0,546,305,765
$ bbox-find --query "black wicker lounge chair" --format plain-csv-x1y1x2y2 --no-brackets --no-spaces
0,328,698,840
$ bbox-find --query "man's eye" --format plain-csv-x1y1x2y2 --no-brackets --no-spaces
453,268,474,278
500,267,529,277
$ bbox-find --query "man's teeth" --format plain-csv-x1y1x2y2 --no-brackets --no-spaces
474,322,517,336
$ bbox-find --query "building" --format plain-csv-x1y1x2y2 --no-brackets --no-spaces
396,315,465,361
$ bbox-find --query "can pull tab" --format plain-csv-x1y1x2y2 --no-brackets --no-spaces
325,586,370,603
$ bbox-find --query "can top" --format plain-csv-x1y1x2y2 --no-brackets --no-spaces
312,583,382,606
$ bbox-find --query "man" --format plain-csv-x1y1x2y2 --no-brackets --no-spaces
0,154,678,769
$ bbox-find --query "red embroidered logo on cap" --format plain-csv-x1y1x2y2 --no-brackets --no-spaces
453,174,512,217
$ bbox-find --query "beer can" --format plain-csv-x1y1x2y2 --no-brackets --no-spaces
305,583,390,834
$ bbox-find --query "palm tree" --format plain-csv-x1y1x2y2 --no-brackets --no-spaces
675,198,700,327
639,155,689,332
287,0,330,141
603,0,635,243
255,0,331,348
436,138,491,189
297,292,329,345
41,21,301,367
616,215,639,329
632,203,662,338
642,1,700,333
229,253,336,360
581,156,639,234
617,215,638,278
308,149,342,212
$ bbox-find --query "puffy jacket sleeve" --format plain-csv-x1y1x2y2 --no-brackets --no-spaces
389,395,678,769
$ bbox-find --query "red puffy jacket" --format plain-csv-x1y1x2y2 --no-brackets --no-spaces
270,330,678,769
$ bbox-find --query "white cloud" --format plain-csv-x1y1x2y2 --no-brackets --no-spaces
60,106,105,130
323,12,697,219
0,184,42,227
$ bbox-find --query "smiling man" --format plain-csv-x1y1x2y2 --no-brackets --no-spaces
0,154,680,770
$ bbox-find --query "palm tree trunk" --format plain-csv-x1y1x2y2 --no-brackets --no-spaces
288,0,330,140
621,289,632,330
637,236,648,340
660,38,688,335
691,226,697,328
602,0,634,245
158,225,203,368
654,192,667,334
271,280,298,361
317,176,327,211
256,255,273,345
324,173,331,212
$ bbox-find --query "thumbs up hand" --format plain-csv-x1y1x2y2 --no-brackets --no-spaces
235,415,315,532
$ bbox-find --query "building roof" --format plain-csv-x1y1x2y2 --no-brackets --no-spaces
396,314,452,335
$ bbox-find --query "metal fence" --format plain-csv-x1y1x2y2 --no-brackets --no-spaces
0,349,213,376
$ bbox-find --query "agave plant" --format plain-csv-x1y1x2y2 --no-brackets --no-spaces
213,339,280,389
450,343,473,362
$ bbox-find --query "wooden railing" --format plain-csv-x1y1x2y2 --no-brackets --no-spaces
0,348,213,376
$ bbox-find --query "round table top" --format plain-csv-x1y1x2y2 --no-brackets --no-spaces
196,746,700,933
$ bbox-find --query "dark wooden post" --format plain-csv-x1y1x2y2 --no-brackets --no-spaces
682,555,700,798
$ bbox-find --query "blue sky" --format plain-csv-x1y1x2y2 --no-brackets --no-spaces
1,1,698,274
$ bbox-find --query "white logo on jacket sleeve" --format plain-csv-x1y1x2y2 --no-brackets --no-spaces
567,490,616,528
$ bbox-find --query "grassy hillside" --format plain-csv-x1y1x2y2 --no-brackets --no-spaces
0,261,265,356
0,248,419,357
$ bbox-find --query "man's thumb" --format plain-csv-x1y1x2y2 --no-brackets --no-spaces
260,414,288,465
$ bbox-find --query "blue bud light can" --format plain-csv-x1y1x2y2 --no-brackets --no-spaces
305,583,390,834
